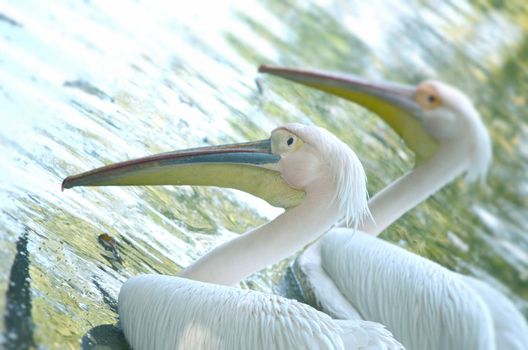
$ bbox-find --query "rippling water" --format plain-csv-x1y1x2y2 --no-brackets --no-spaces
1,0,527,348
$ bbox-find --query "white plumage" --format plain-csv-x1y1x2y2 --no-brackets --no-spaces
462,276,528,349
64,123,403,349
258,66,528,350
119,275,403,350
298,229,528,350
298,230,496,350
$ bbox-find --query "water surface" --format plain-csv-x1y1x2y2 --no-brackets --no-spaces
0,0,527,348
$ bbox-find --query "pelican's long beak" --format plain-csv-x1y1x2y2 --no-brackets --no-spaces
62,139,305,209
259,65,437,162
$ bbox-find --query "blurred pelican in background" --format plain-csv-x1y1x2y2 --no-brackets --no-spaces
260,65,528,350
63,124,404,349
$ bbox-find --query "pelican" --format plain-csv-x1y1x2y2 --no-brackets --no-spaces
62,124,404,349
259,65,528,350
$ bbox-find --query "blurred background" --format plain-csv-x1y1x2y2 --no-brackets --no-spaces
0,0,527,348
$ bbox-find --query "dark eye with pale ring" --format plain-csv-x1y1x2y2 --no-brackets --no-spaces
287,137,294,146
428,95,436,103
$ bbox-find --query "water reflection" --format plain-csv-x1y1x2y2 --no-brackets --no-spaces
0,0,526,348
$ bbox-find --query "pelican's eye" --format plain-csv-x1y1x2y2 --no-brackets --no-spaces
415,82,442,111
271,129,304,155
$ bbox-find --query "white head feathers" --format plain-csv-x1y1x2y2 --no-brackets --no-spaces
281,123,371,227
425,81,492,182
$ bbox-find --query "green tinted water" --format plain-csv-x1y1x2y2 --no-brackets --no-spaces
0,0,527,348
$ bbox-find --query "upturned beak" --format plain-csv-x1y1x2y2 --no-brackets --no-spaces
259,65,437,162
62,139,305,209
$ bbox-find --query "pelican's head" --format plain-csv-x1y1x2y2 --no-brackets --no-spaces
62,123,369,224
274,123,369,225
259,65,492,181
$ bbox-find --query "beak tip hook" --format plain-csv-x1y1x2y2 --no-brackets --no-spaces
61,178,70,191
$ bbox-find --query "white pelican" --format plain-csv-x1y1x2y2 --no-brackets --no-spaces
259,65,528,350
62,124,404,349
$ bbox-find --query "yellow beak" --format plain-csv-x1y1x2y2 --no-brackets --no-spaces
259,65,437,163
63,139,305,209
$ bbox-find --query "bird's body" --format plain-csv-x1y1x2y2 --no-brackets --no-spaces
462,276,528,349
259,65,528,350
64,123,403,349
296,230,528,350
297,230,495,350
119,275,402,350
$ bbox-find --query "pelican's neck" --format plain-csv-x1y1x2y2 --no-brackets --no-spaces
359,141,469,236
179,182,341,285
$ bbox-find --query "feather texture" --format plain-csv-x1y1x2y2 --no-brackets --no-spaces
119,275,404,350
285,123,370,227
462,276,528,350
299,229,497,350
